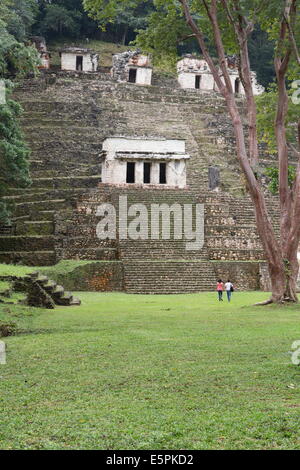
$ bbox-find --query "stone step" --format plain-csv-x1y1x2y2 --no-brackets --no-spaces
16,220,54,236
55,293,74,306
209,249,264,261
13,199,67,217
23,128,106,140
55,247,118,261
30,210,56,221
0,251,56,266
123,261,217,294
0,235,54,252
35,275,49,285
20,119,101,128
70,297,81,306
29,166,101,179
52,285,64,298
43,281,57,292
29,150,100,161
3,191,52,203
30,175,102,190
26,272,81,306
28,141,101,152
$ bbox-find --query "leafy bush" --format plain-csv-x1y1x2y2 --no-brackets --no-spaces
265,166,296,195
0,85,32,224
0,321,17,337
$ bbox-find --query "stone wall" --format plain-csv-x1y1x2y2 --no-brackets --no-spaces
60,49,98,72
111,51,152,85
213,261,261,291
43,261,123,292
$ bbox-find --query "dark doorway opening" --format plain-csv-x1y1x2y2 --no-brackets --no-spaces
144,162,151,184
208,166,220,190
235,78,240,94
76,56,83,71
129,68,137,83
159,163,167,184
195,75,201,89
126,162,135,183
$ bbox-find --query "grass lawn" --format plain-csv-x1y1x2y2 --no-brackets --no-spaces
0,260,99,278
0,291,299,450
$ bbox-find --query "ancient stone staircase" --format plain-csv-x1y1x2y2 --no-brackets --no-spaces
18,272,81,307
0,271,81,308
27,272,81,306
123,260,217,294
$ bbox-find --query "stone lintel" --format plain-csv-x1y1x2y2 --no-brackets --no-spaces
115,152,191,161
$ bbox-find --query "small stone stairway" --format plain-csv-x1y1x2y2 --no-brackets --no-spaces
27,272,81,307
10,272,81,309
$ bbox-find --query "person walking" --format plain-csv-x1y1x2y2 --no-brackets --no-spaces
217,279,224,301
224,279,234,302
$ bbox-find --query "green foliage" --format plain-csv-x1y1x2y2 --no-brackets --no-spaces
39,4,83,38
82,0,154,44
248,26,275,89
265,166,296,195
134,3,186,57
0,1,40,78
82,0,279,87
256,83,300,155
0,1,38,224
6,0,38,42
33,0,100,40
0,84,31,224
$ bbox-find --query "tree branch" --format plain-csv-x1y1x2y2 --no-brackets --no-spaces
201,0,233,93
221,0,259,166
178,0,225,94
179,0,282,274
275,1,294,250
284,0,300,65
177,33,196,44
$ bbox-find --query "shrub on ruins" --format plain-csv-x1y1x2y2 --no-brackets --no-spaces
0,84,32,224
85,0,300,304
0,320,17,337
0,0,40,78
265,166,297,195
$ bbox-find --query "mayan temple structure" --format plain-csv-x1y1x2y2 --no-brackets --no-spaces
1,50,295,294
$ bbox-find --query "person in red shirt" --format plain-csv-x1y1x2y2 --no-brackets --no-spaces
217,279,224,301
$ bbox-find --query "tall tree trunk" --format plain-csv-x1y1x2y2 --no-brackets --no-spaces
179,0,300,303
122,25,128,45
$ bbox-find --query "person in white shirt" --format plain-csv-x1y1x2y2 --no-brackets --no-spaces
224,280,234,302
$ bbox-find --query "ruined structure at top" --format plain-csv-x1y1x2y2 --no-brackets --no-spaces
59,47,99,72
31,36,51,70
177,55,264,95
111,50,153,85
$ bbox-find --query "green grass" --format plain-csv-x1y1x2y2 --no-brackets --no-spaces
0,264,35,277
39,259,104,276
0,291,300,450
0,281,10,291
0,260,98,278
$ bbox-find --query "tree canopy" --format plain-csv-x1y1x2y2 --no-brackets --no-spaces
83,0,278,86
